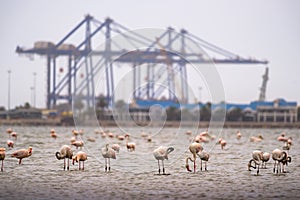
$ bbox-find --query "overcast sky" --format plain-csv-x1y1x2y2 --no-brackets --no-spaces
1,0,299,109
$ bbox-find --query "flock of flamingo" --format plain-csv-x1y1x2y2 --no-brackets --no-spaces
0,127,293,176
247,132,292,175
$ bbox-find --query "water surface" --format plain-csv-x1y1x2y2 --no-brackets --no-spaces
0,126,299,199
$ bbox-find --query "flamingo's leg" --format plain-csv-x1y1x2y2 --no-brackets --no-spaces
157,160,161,174
162,160,165,175
63,158,65,170
108,158,111,171
200,160,203,171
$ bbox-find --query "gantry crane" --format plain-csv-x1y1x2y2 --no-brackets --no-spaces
16,15,268,109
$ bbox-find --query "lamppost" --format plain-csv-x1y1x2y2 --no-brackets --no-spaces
7,70,11,110
33,72,37,107
30,86,34,106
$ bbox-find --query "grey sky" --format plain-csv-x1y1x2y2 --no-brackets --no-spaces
1,0,300,109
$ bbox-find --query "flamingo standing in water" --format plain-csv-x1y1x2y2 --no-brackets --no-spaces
50,129,57,139
101,144,116,172
261,152,270,168
11,146,32,164
218,138,227,150
71,140,84,149
6,128,13,136
248,150,263,175
72,151,87,170
185,142,203,173
272,148,291,173
6,140,14,148
0,148,5,172
11,132,17,140
55,145,73,170
277,133,288,142
250,135,263,142
72,129,79,139
153,146,174,175
198,151,210,171
125,134,136,152
236,130,242,140
111,144,120,153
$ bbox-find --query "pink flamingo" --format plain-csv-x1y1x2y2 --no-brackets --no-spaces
50,129,57,139
218,138,227,150
11,146,33,164
72,151,87,170
185,142,203,173
277,132,288,142
11,132,17,140
250,135,263,142
71,140,84,149
125,134,136,152
111,144,120,153
236,130,242,140
6,128,13,135
6,140,14,148
0,148,5,172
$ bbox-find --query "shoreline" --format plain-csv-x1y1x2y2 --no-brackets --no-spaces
1,119,300,128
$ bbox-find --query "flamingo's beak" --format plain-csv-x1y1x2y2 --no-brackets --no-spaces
186,164,192,172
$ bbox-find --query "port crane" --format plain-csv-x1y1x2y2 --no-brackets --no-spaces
16,15,268,109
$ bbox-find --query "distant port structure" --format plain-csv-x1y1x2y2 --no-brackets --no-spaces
16,14,268,110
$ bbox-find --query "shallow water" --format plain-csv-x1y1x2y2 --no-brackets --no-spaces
0,126,299,199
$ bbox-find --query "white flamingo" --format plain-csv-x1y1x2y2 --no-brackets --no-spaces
55,145,73,170
198,150,210,171
248,150,263,174
101,144,116,172
153,146,174,175
262,152,270,168
272,148,291,173
72,151,87,170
